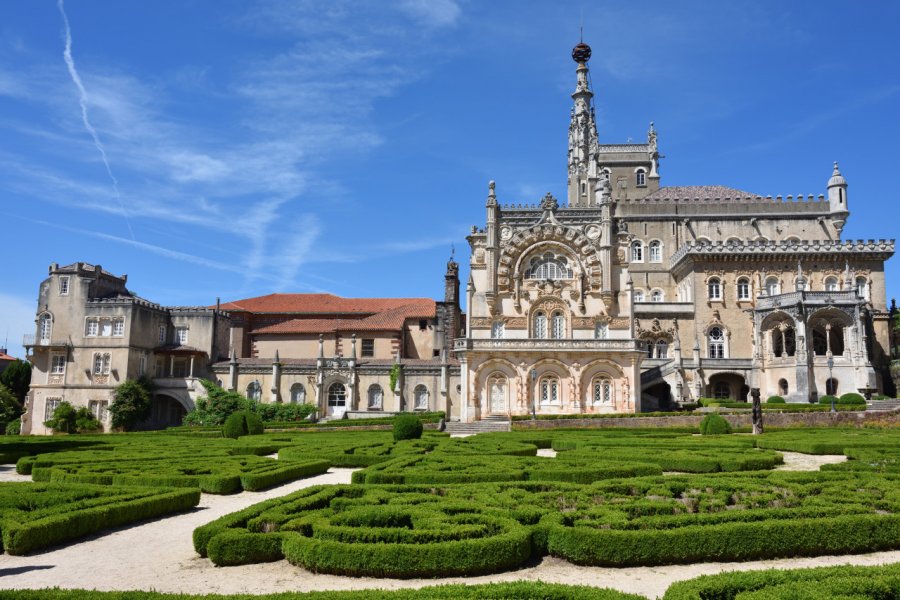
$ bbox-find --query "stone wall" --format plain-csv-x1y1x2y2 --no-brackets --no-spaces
512,409,900,430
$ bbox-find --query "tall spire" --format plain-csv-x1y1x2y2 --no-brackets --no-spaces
567,41,601,207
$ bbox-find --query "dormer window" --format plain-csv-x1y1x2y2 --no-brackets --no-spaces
526,252,573,280
635,168,647,187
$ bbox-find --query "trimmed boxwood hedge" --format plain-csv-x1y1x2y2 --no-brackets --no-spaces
0,582,643,599
663,562,900,600
699,413,731,435
195,467,900,575
0,483,200,554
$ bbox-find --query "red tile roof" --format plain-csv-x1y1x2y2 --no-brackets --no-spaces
218,293,434,315
252,302,435,335
0,352,17,362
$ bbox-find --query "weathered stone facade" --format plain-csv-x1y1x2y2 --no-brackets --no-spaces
455,41,894,421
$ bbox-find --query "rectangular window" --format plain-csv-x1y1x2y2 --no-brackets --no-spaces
86,319,99,337
113,318,125,337
50,354,66,375
93,353,111,375
158,326,167,345
89,400,108,422
155,357,165,378
44,397,61,421
100,320,112,336
361,339,375,357
175,327,189,345
419,319,428,331
139,354,146,376
172,358,188,378
59,276,70,295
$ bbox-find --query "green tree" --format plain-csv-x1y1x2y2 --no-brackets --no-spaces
183,379,252,426
44,401,77,433
110,377,154,431
0,383,22,430
74,407,102,433
0,360,31,405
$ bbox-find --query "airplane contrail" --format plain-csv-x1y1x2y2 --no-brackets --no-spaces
57,0,136,241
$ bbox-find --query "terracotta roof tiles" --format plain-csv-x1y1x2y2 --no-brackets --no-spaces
217,293,434,315
252,302,436,335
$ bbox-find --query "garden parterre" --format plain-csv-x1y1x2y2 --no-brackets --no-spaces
0,482,200,554
194,468,900,576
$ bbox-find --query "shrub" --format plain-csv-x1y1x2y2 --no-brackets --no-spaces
110,377,153,430
223,410,264,439
838,392,866,405
818,394,838,405
766,396,786,404
74,408,102,433
393,413,423,441
4,418,20,435
44,401,77,433
699,413,731,435
254,402,315,422
183,380,252,426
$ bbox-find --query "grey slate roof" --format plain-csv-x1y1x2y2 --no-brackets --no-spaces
644,186,757,200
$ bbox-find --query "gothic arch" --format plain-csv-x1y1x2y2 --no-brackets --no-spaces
760,310,796,331
497,225,602,294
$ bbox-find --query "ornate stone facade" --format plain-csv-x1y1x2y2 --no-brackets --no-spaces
455,41,895,421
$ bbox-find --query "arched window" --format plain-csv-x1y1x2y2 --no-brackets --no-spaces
656,339,668,359
533,311,547,339
592,377,613,405
708,278,721,300
414,384,429,410
631,241,644,262
635,169,647,187
650,290,664,302
737,278,750,301
526,252,573,280
367,384,383,410
633,289,645,303
489,376,506,413
540,376,559,406
327,383,346,409
708,327,725,359
247,381,262,401
855,277,869,300
491,321,504,339
779,379,789,396
824,276,839,292
551,312,565,339
648,240,662,262
713,381,731,400
594,322,608,339
290,383,306,404
39,313,52,343
765,277,780,296
826,378,838,395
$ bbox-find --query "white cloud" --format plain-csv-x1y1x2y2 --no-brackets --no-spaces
398,0,461,28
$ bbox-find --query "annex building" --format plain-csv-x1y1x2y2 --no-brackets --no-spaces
21,41,895,431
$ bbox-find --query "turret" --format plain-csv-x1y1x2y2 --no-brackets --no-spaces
828,161,849,235
567,41,601,207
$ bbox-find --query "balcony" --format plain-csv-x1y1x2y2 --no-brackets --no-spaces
22,334,70,350
755,290,859,311
634,302,695,317
454,338,646,353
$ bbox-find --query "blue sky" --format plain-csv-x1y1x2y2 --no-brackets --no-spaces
1,1,898,359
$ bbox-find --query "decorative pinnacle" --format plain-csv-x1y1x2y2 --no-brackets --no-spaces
572,41,591,63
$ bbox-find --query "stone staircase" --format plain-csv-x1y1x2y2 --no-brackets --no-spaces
867,399,900,412
445,415,511,435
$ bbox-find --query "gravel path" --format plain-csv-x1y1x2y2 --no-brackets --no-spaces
0,450,884,599
776,451,847,470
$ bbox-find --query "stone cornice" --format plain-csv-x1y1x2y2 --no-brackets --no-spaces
671,239,895,273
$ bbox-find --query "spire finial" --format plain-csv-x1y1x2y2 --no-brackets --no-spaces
833,161,840,175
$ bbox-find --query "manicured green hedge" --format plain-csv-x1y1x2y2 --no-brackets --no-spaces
0,483,199,554
766,396,786,403
699,413,731,435
0,582,643,599
196,468,900,575
393,413,423,441
663,562,900,600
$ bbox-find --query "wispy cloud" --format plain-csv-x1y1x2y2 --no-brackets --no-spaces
0,0,463,292
57,0,134,241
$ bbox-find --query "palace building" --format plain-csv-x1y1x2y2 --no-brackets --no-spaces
21,40,895,431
